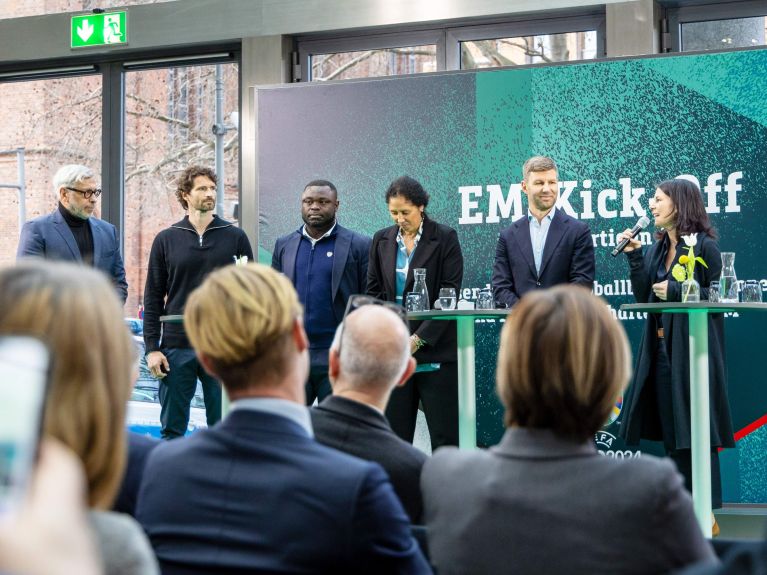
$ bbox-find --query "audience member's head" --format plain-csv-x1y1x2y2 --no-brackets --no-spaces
184,263,307,400
0,261,135,508
328,303,415,406
496,285,631,441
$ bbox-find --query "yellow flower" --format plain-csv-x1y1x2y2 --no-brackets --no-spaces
671,264,687,282
678,255,689,265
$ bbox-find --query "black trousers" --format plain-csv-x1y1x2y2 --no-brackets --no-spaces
159,347,221,440
385,362,458,451
305,362,332,406
655,339,723,508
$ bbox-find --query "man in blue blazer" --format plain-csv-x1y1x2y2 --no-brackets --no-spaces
17,164,128,303
492,156,594,308
136,264,429,575
272,179,371,405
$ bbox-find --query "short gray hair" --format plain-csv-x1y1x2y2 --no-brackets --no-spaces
522,156,558,181
330,306,410,390
52,165,95,201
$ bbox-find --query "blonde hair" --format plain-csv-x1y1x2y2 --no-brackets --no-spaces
0,261,134,508
496,286,631,440
522,156,558,181
184,263,303,391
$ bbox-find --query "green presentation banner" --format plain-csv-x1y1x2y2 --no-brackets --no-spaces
257,47,767,503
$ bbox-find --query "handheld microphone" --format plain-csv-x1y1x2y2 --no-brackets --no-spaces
611,215,651,257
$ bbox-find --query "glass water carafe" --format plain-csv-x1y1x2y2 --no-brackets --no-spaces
412,268,430,311
719,252,738,303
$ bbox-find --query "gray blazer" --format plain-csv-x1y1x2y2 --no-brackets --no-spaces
90,510,159,575
421,427,716,575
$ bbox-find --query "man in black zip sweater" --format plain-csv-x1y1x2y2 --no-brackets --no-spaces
143,166,254,439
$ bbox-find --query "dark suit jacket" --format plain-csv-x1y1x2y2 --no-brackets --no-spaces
136,409,430,575
422,427,716,575
17,209,128,302
113,432,158,517
491,208,594,308
367,217,463,364
311,395,428,523
272,223,371,324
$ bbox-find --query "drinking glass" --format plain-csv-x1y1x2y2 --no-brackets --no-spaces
476,288,494,310
708,281,720,303
742,280,763,303
438,288,457,311
405,292,424,312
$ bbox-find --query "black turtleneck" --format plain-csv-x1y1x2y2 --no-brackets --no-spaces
58,203,94,265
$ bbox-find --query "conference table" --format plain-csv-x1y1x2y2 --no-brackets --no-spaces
620,302,767,537
407,309,511,450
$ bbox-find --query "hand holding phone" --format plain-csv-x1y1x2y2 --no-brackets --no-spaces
0,336,49,514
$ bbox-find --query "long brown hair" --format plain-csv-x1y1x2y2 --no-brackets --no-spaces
654,178,718,241
0,261,134,508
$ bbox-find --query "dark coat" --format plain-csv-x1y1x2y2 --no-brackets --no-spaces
113,432,158,517
17,208,128,302
367,217,463,364
619,233,735,449
491,208,595,308
136,409,429,575
272,223,371,323
311,395,428,523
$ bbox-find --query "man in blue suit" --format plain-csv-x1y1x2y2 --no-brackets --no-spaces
17,164,128,303
492,156,594,307
136,264,430,575
272,179,371,405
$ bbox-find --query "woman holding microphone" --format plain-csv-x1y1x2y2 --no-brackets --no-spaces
367,175,463,450
617,178,734,530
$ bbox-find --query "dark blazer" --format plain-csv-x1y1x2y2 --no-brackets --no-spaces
491,208,594,308
113,432,158,517
136,409,430,575
619,233,735,449
311,395,428,523
421,427,716,575
272,223,371,323
367,217,463,364
17,209,128,302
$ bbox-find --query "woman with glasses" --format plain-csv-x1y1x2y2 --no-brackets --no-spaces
367,175,464,450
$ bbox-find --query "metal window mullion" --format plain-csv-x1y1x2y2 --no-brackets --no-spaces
101,62,125,251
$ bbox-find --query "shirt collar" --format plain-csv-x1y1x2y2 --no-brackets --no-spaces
229,397,314,437
301,220,337,246
527,207,556,223
396,218,424,248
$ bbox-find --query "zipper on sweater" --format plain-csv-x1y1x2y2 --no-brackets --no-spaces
171,220,232,248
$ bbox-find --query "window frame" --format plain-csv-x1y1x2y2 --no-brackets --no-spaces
445,13,605,70
666,0,767,52
296,8,606,81
297,29,447,82
0,44,239,246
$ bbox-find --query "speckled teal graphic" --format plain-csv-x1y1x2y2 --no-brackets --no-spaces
259,48,767,503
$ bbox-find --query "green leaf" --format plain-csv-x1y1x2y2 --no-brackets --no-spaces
696,257,708,268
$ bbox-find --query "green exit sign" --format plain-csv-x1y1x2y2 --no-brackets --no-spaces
71,11,128,48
